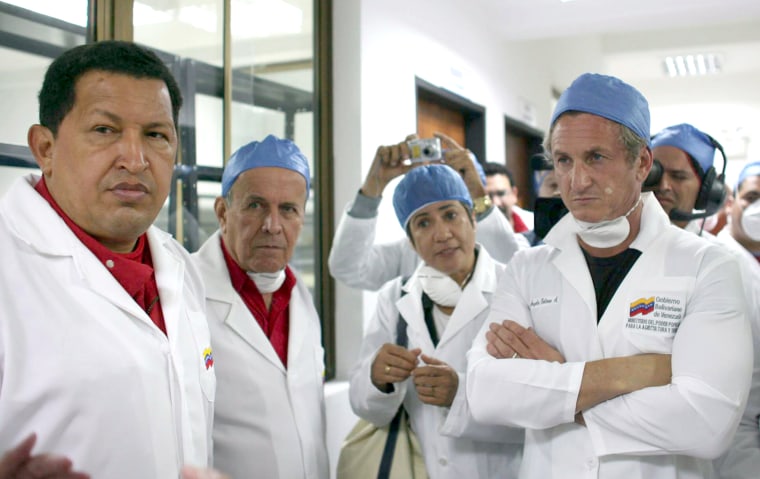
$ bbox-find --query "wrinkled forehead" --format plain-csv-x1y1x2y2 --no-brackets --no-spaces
230,167,308,202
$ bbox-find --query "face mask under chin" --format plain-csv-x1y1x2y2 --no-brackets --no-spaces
574,196,642,249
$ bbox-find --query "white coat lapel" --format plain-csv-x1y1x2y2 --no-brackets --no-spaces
438,288,487,349
286,282,312,370
197,231,285,371
396,282,436,353
148,228,184,341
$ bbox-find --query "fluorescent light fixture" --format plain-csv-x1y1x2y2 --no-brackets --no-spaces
664,53,722,77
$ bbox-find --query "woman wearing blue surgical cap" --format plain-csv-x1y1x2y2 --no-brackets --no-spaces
328,133,525,292
345,165,524,479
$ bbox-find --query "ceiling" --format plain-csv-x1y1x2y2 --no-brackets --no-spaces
474,0,760,84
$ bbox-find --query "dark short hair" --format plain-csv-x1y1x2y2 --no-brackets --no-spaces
39,40,183,135
483,162,515,186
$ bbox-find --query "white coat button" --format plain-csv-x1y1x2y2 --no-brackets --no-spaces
586,458,597,469
438,458,448,466
105,259,115,269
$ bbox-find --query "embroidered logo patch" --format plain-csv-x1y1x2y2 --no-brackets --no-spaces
203,347,214,369
629,297,655,316
625,295,683,335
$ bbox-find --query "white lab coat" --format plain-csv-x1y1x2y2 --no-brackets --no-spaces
712,228,760,479
0,174,215,479
349,246,524,479
192,231,328,479
328,202,525,291
466,192,752,479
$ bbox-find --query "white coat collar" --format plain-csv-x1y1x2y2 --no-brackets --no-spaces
2,174,184,328
193,229,315,372
397,245,498,350
541,192,671,328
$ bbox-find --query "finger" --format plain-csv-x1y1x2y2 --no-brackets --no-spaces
419,354,444,366
434,131,463,151
0,433,36,476
389,143,402,167
486,328,514,358
23,454,74,477
404,133,418,142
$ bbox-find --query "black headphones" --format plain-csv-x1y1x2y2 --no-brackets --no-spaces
645,134,727,221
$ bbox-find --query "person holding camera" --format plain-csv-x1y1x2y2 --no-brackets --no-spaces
328,132,524,292
348,164,523,479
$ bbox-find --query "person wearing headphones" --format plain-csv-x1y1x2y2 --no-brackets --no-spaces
709,160,760,479
649,123,727,233
649,125,760,479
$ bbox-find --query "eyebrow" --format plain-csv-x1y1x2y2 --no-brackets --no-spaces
91,109,174,130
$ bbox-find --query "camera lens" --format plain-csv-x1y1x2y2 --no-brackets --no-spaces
422,147,433,156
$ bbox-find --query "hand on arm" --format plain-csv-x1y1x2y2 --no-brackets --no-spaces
575,354,672,424
360,135,417,198
412,354,459,407
371,344,422,392
486,320,565,363
0,434,90,479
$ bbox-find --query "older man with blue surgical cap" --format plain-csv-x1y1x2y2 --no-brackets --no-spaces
463,73,751,479
328,133,525,292
192,135,328,479
347,164,524,479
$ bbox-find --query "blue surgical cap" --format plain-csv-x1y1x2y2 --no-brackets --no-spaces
736,161,760,192
221,134,311,197
551,73,651,146
393,164,472,229
651,123,716,178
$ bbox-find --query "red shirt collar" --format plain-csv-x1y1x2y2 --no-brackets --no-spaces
34,177,155,298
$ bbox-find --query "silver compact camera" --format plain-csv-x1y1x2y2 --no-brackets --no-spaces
406,138,443,164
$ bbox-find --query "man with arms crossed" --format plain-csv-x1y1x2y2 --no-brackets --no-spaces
464,73,752,479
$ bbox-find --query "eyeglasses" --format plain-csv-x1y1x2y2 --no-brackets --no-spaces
487,190,509,199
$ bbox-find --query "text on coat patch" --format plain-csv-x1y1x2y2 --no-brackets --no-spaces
626,295,683,334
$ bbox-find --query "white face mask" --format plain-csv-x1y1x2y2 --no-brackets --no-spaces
417,265,462,307
741,199,760,241
574,196,642,249
247,269,286,294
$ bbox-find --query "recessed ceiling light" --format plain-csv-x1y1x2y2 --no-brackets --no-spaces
663,53,722,77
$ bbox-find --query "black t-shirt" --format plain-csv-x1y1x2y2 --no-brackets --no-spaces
582,248,642,321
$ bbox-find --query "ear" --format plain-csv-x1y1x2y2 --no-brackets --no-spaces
27,125,55,175
214,196,228,233
635,146,653,183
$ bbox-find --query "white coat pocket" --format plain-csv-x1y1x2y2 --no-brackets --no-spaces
623,289,687,353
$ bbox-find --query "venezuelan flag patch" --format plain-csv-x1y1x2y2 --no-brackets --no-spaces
629,297,655,317
203,347,214,369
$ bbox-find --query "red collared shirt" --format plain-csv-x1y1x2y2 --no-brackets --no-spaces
220,237,295,367
512,211,529,233
35,177,166,335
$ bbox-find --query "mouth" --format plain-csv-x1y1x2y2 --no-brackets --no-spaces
434,246,460,257
110,182,149,202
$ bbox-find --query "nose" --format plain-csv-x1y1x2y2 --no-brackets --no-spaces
569,162,592,192
657,174,672,192
262,210,283,234
432,221,452,242
116,130,148,173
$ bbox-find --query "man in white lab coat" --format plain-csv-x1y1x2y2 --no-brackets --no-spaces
349,164,524,479
464,73,752,479
712,160,760,478
328,133,524,291
0,41,215,478
192,135,328,479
